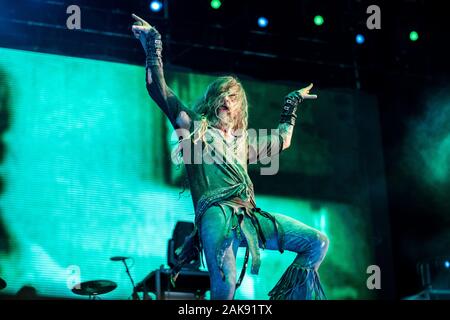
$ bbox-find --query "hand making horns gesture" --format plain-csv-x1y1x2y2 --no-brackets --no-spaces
298,83,317,100
131,13,153,38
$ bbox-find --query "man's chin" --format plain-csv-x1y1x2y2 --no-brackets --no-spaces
218,118,232,129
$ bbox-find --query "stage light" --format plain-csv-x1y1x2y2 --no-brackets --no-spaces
211,0,221,10
149,1,162,12
445,261,450,268
257,17,268,28
356,34,365,44
314,15,324,26
409,31,419,42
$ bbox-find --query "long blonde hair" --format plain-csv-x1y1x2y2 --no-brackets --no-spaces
174,76,249,194
173,76,249,166
191,76,248,143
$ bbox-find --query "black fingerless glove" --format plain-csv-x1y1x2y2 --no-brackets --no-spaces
144,28,163,68
279,91,303,126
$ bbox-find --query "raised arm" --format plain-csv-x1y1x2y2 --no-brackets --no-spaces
248,84,317,163
131,14,193,130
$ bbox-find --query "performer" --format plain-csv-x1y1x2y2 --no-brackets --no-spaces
131,14,329,300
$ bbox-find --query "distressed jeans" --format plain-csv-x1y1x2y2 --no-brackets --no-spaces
199,205,329,300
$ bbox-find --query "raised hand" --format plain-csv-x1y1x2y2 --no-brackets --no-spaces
280,83,317,126
131,13,162,62
297,83,317,100
131,13,152,38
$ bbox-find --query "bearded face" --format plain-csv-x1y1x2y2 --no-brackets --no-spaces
215,85,241,132
193,76,248,134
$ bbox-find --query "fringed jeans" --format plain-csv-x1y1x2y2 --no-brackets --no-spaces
199,204,329,300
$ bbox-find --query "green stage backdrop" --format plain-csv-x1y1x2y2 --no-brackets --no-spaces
0,47,377,299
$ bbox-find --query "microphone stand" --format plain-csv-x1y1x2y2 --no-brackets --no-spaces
121,259,140,300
